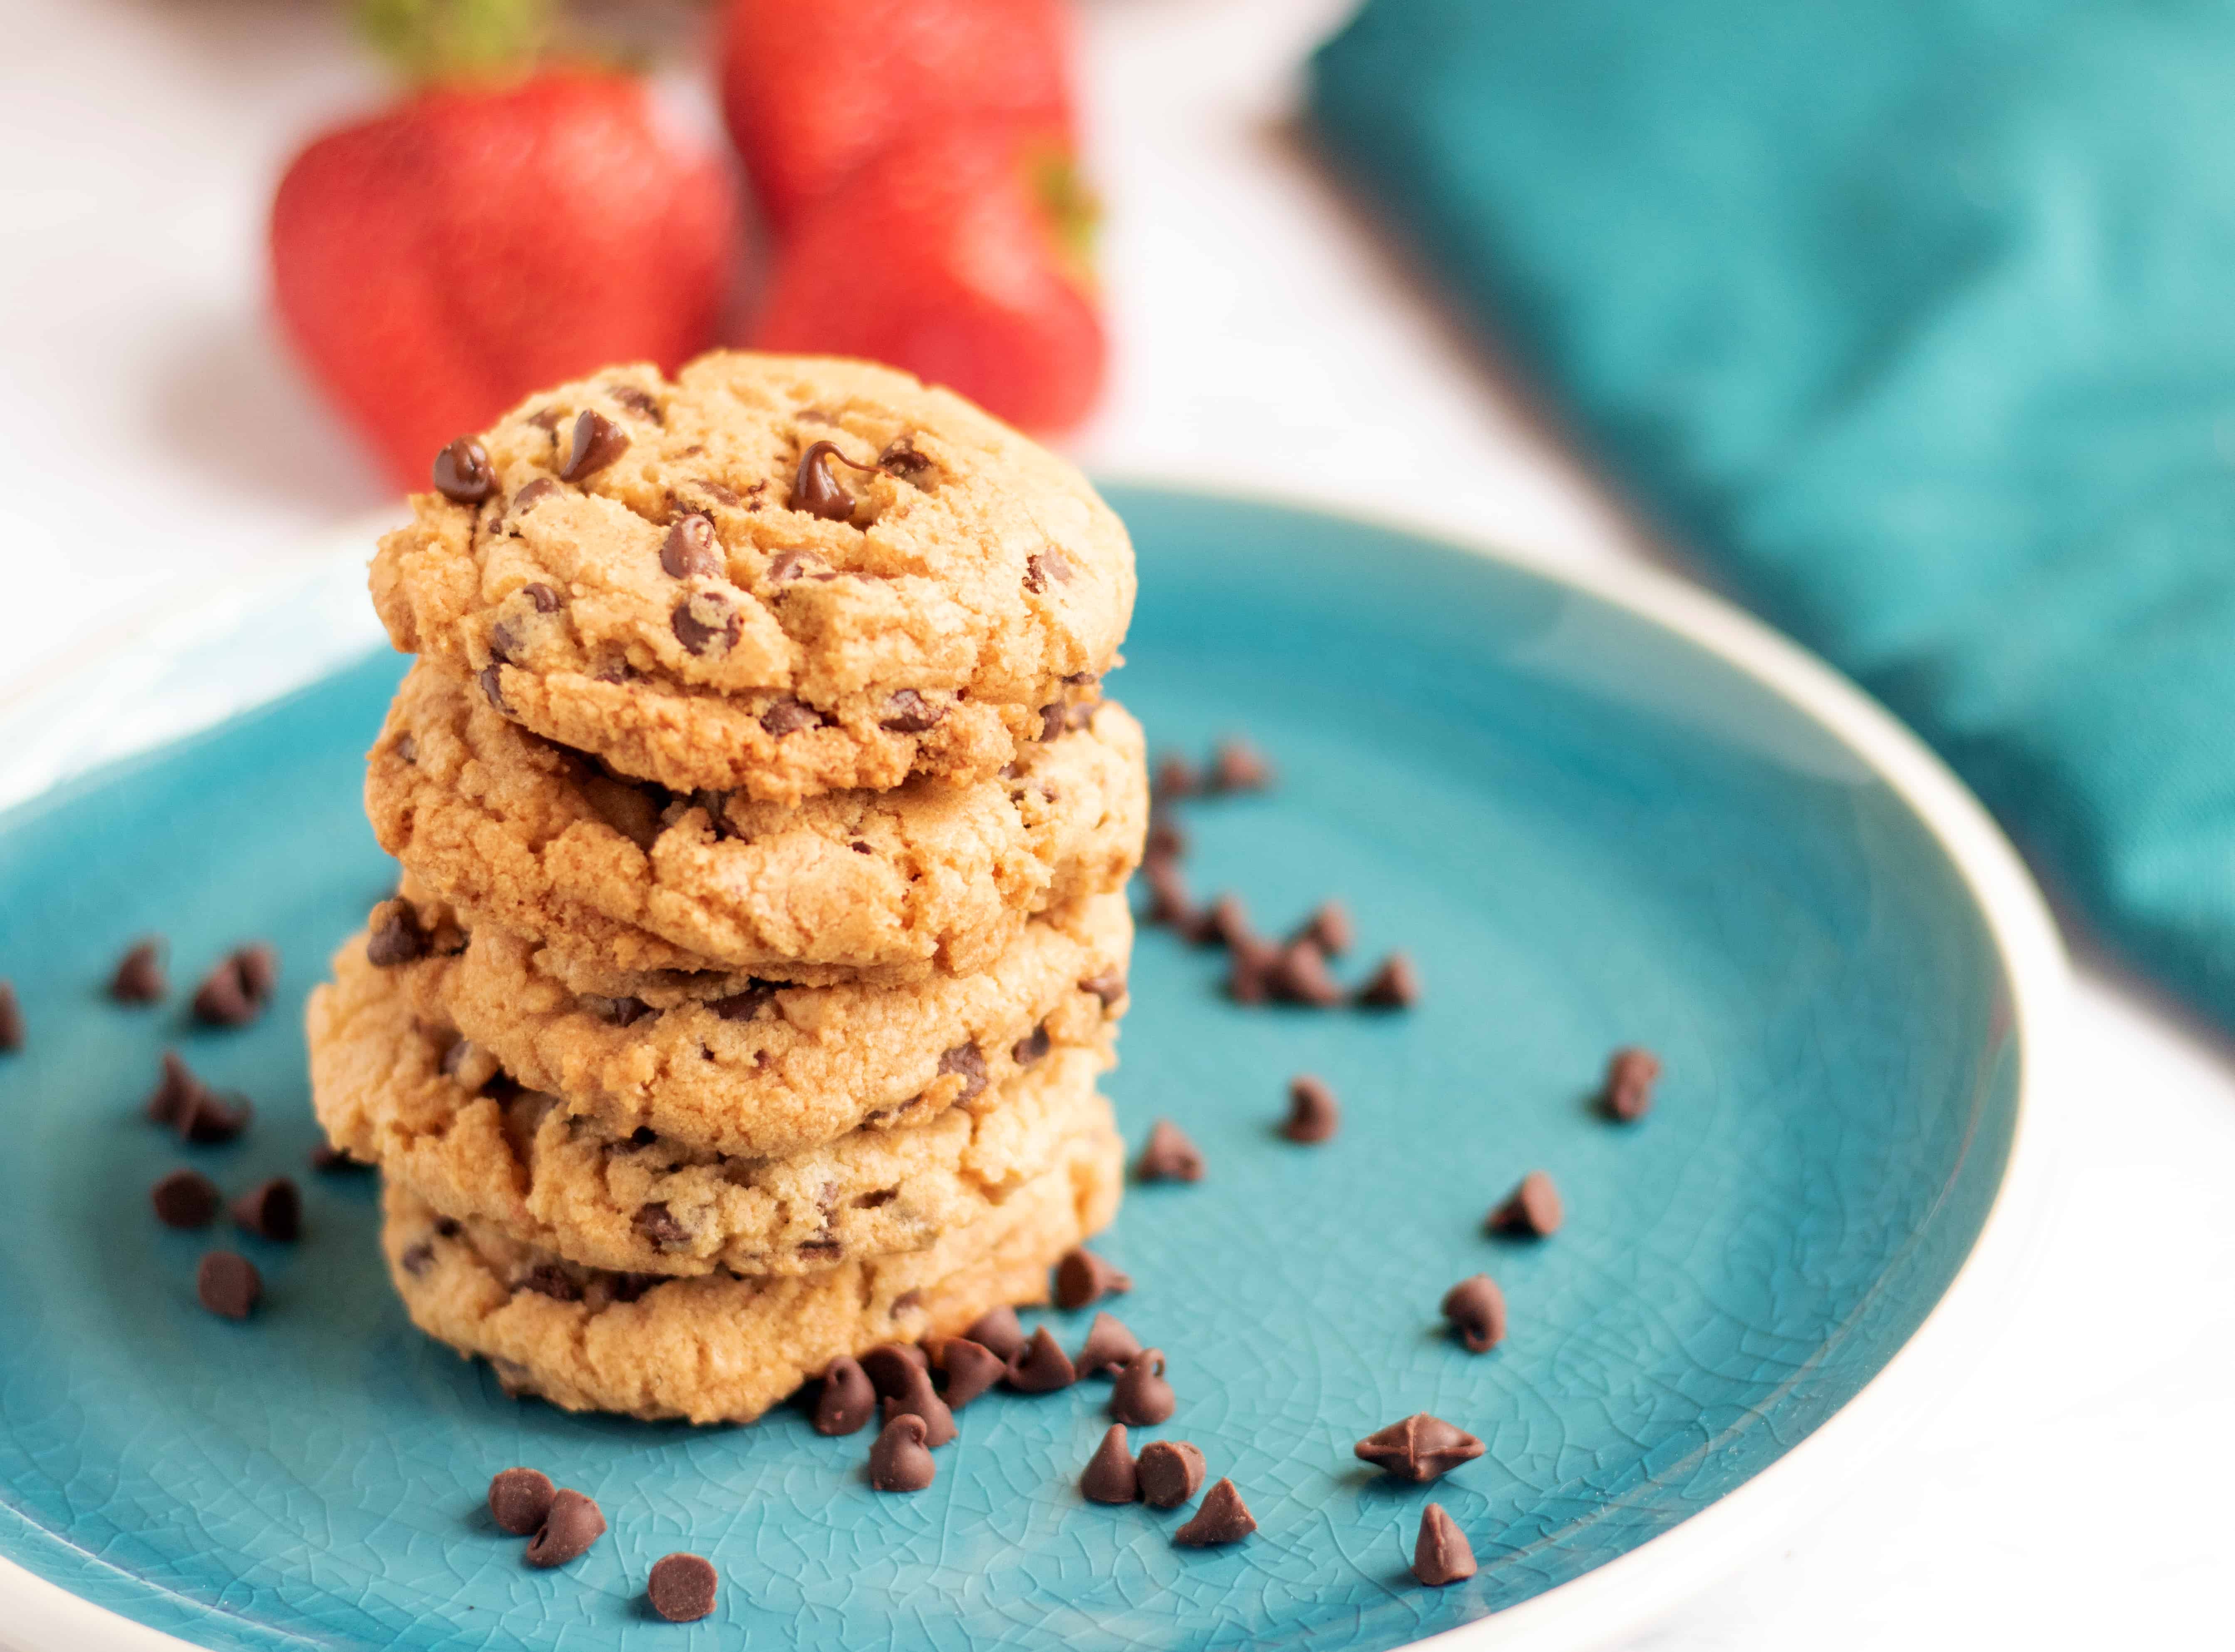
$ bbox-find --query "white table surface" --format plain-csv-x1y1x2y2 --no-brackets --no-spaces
3,0,2229,1645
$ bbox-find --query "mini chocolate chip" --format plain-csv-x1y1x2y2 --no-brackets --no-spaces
937,1043,989,1103
1135,1119,1204,1183
815,1357,877,1435
1268,939,1346,1007
760,695,824,736
178,1088,254,1146
196,1250,260,1319
1601,1046,1662,1122
868,1414,935,1492
1011,1023,1052,1067
634,1202,689,1252
523,582,560,614
1023,550,1073,592
880,1366,957,1446
110,939,166,1003
647,1552,717,1622
1136,1441,1206,1509
1081,970,1127,1011
1109,1349,1175,1426
192,945,275,1027
394,733,417,764
1283,1075,1340,1144
584,994,652,1027
1146,813,1187,861
309,1142,369,1173
1355,1414,1485,1483
236,944,277,1000
608,384,664,424
877,436,932,481
1288,901,1354,957
672,590,742,656
230,1178,300,1242
432,437,495,503
1152,755,1199,801
434,1217,461,1238
1207,739,1273,793
509,476,560,518
1075,1311,1142,1377
1355,952,1420,1009
1189,892,1253,951
560,410,628,481
0,984,22,1051
963,1305,1026,1363
400,1241,435,1275
151,1168,220,1228
1054,1247,1131,1310
690,477,742,505
364,898,427,966
1442,1274,1507,1353
879,689,945,733
1226,935,1279,1004
525,1489,606,1567
518,1264,581,1302
764,547,816,583
1082,1424,1139,1504
146,1050,199,1124
476,661,511,715
935,1337,1007,1408
487,1466,556,1535
860,1342,930,1398
1413,1503,1477,1586
1143,858,1196,929
710,982,779,1021
662,513,724,579
790,440,875,520
1174,1479,1255,1545
1005,1325,1076,1393
1488,1170,1563,1238
526,407,563,433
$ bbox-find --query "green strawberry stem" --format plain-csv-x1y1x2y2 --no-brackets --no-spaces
1030,144,1101,290
355,0,554,84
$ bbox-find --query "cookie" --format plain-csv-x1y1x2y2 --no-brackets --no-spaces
367,660,1147,978
345,889,1129,1160
380,1119,1123,1424
368,354,1135,802
309,941,1117,1275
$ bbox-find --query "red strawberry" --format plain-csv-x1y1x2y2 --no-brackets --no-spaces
270,72,739,488
751,121,1105,432
717,0,1074,234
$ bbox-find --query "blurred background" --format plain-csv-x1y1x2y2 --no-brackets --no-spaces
1,0,2229,1644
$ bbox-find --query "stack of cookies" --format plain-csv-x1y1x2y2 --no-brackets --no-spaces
306,354,1145,1425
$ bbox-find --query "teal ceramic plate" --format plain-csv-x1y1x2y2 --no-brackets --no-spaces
0,488,2056,1652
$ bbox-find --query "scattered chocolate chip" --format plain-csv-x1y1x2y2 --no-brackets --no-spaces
647,1552,717,1622
508,476,560,518
1226,937,1277,1004
868,1414,936,1492
1487,1170,1563,1238
1441,1274,1506,1353
559,410,628,482
1055,1248,1131,1310
487,1466,556,1535
1136,1440,1206,1509
1601,1046,1662,1122
1283,1075,1340,1144
192,944,277,1027
1135,1119,1204,1184
179,1087,254,1146
525,1489,606,1567
964,1305,1026,1363
230,1178,300,1242
860,1342,930,1398
196,1250,260,1319
634,1202,689,1252
1207,739,1273,793
1023,550,1073,592
1174,1479,1255,1545
1011,1023,1052,1067
521,582,560,613
1080,971,1127,1013
880,1365,957,1446
814,1357,877,1435
608,384,664,424
1268,939,1346,1007
145,1050,202,1126
1287,902,1354,957
661,513,724,580
877,436,932,480
1143,858,1196,929
880,689,945,733
935,1337,1007,1408
1109,1349,1176,1426
432,437,495,503
1355,952,1420,1009
518,1264,581,1303
1038,703,1067,742
0,982,20,1052
236,944,277,1000
477,663,510,715
1082,1425,1139,1504
309,1142,369,1173
672,590,742,656
937,1043,988,1103
1152,755,1199,800
364,898,427,967
1075,1311,1143,1377
1006,1325,1076,1393
151,1168,220,1228
759,695,824,737
710,982,778,1021
110,939,166,1003
1189,893,1253,950
1413,1503,1477,1586
790,440,867,520
1355,1414,1485,1483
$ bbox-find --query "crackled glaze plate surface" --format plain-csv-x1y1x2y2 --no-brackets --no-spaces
0,488,2049,1651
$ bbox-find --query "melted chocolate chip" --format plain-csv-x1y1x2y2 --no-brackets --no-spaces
1023,550,1073,592
710,982,779,1021
937,1043,988,1103
1075,1311,1143,1377
672,591,742,656
432,437,495,503
488,1466,556,1535
1011,1023,1052,1067
1081,970,1127,1011
522,582,560,613
880,689,945,733
1081,1425,1139,1504
1174,1479,1255,1546
1137,1440,1206,1509
525,1489,606,1567
608,384,663,424
518,1264,581,1303
559,410,628,481
634,1202,689,1252
508,476,560,518
815,1357,877,1435
478,663,510,715
1135,1119,1204,1183
230,1178,301,1242
1442,1274,1507,1353
963,1305,1026,1363
1005,1325,1076,1393
400,1241,434,1276
151,1168,220,1228
1054,1247,1131,1310
1413,1504,1477,1586
789,440,869,520
759,695,824,737
935,1337,1007,1408
110,939,166,1003
1355,952,1420,1009
662,513,724,579
647,1553,717,1622
1487,1171,1563,1238
1283,1075,1340,1144
1109,1349,1176,1426
1354,1414,1484,1483
196,1250,260,1320
1601,1046,1662,1122
868,1414,936,1492
877,436,932,481
365,898,427,967
584,994,651,1027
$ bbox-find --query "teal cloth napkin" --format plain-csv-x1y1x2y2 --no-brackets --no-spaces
1310,0,2235,1028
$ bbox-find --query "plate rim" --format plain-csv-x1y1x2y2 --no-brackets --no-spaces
0,482,2066,1652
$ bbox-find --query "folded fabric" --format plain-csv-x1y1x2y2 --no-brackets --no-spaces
1310,0,2235,1028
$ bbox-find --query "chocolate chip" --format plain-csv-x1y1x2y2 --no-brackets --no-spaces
1226,936,1279,1004
477,663,510,715
487,1466,556,1535
1282,1075,1340,1144
1441,1274,1506,1353
610,1271,662,1303
196,1251,260,1319
309,1142,369,1173
1145,812,1186,861
236,944,277,1000
1355,952,1420,1009
1135,1119,1204,1183
647,1552,717,1622
1189,892,1253,951
1081,970,1127,1011
1143,858,1196,929
672,590,742,656
1487,1170,1563,1238
879,689,945,733
815,1357,877,1435
1055,1248,1130,1310
1109,1349,1175,1426
432,437,495,503
1023,550,1073,592
937,1043,988,1103
868,1414,936,1492
1136,1441,1206,1509
1152,755,1199,801
710,982,778,1021
935,1337,1007,1408
764,547,815,583
963,1305,1026,1363
0,982,19,1052
1005,1325,1075,1393
634,1202,689,1252
525,1489,606,1566
178,1087,254,1146
1011,1023,1052,1067
879,1366,957,1446
1173,1479,1255,1545
559,410,628,481
509,476,560,518
522,582,560,613
151,1168,220,1228
1081,1425,1139,1504
1601,1046,1662,1122
110,939,166,1003
364,898,427,967
584,994,651,1026
860,1342,930,1398
230,1178,300,1242
145,1049,203,1126
662,513,724,579
1268,939,1346,1007
434,1216,461,1238
877,436,932,481
789,440,865,520
192,944,276,1027
518,1264,581,1302
1287,902,1353,957
1354,1414,1485,1483
690,477,742,506
1413,1503,1477,1586
608,384,663,424
759,695,824,736
1207,739,1273,793
1038,703,1067,742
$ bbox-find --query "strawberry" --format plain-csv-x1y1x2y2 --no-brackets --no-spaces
270,70,739,488
751,121,1106,432
716,0,1074,234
